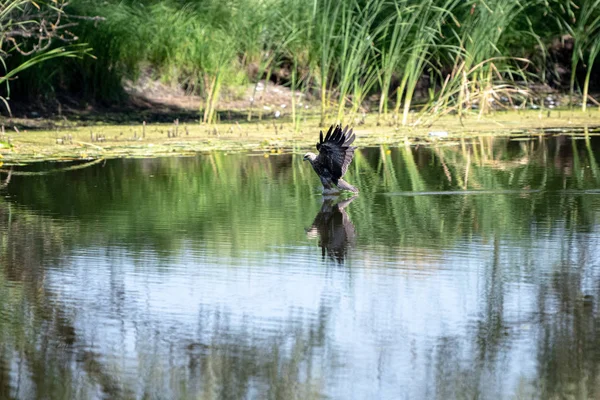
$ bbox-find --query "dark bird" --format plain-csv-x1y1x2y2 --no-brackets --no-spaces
306,195,357,263
303,125,358,194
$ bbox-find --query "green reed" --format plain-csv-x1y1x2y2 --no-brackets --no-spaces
374,1,418,123
419,0,534,124
4,0,600,122
333,0,383,123
557,0,600,111
315,0,343,124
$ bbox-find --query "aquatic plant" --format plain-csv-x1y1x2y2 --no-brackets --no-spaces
2,0,599,121
556,0,600,111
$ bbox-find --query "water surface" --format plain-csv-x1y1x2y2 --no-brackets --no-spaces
2,135,600,399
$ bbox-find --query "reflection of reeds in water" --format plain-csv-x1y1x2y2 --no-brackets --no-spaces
585,128,600,184
0,202,331,399
353,137,600,250
0,203,327,399
2,138,600,397
3,136,600,256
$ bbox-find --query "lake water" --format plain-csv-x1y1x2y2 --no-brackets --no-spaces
1,134,600,399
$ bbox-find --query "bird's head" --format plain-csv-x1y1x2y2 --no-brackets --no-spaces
303,152,317,162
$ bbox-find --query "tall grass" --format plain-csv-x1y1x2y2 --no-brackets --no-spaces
423,0,534,123
557,0,600,111
6,0,600,121
333,0,382,123
375,1,419,123
314,0,342,124
393,0,460,125
136,2,242,123
583,40,600,111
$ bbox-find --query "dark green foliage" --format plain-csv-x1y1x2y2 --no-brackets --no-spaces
5,0,600,115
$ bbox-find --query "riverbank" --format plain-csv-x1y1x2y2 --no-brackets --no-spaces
0,109,599,165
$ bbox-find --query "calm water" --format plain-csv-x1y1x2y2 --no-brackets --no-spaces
1,135,600,399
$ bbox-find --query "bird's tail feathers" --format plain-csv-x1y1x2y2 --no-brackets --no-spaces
337,179,359,193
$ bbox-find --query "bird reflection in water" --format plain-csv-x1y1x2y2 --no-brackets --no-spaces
306,195,357,263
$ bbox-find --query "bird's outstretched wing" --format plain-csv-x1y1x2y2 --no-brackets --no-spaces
315,125,356,180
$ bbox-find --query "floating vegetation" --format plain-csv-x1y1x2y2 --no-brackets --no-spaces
0,110,599,164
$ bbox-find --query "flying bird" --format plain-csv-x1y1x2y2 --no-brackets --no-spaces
303,125,358,194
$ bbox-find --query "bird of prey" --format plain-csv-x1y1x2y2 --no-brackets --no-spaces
303,125,358,194
306,195,357,263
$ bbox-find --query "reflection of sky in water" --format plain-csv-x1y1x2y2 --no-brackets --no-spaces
41,218,600,399
4,139,600,399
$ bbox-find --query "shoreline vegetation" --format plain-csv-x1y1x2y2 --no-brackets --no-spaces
0,110,599,164
0,0,600,163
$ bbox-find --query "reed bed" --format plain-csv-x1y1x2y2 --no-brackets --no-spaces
3,0,600,122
